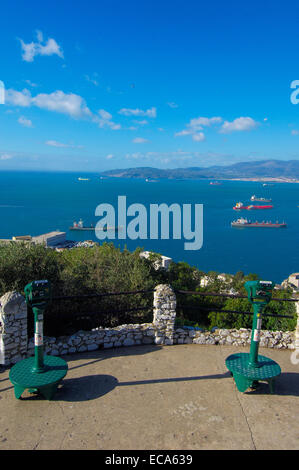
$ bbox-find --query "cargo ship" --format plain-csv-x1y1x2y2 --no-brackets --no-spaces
231,218,286,228
69,219,121,231
250,195,272,202
233,202,273,210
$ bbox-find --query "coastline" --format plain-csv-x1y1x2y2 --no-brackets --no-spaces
102,175,299,183
228,177,299,184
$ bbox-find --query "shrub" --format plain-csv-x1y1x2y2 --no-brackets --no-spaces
0,242,61,295
0,242,296,335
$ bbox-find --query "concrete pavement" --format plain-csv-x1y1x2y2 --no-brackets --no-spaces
0,343,298,450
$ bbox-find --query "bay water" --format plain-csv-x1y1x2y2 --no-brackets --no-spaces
0,170,298,283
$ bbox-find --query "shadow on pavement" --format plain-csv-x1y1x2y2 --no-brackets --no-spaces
3,345,299,400
53,371,232,402
56,374,118,401
66,344,163,372
243,372,299,397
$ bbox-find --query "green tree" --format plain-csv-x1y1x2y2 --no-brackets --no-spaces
263,289,297,331
208,297,253,329
0,241,296,335
167,261,200,291
0,242,61,295
208,289,296,332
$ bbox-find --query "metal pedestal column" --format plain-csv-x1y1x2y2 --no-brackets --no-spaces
9,305,68,400
226,302,281,393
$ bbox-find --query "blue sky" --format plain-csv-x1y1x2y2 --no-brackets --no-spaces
1,0,299,171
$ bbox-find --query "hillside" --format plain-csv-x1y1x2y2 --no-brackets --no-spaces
100,160,299,180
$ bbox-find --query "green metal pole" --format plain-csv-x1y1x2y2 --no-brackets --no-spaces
248,303,262,368
32,306,45,373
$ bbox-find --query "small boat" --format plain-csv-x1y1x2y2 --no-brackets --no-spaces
233,202,273,210
250,195,272,202
231,217,286,228
210,181,221,185
69,219,121,231
78,177,90,181
70,219,94,230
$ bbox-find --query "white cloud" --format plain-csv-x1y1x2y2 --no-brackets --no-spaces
167,102,178,108
176,115,259,140
106,154,114,159
33,91,91,119
118,107,157,118
291,129,299,136
6,88,92,119
6,88,122,131
220,117,259,133
19,31,64,62
188,116,222,130
0,154,12,160
175,116,222,142
94,109,121,130
132,137,149,143
18,116,33,127
133,119,148,126
24,79,38,88
125,152,143,159
192,132,205,142
45,140,83,148
124,150,243,167
98,109,112,120
124,150,199,164
5,88,32,107
175,129,193,137
36,30,43,43
85,74,99,86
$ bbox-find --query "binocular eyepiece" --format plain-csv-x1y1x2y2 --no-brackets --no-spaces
244,280,274,305
24,280,52,308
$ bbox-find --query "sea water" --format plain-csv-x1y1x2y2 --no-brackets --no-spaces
0,170,298,283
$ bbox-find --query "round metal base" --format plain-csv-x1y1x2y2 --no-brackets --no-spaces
225,352,281,393
9,355,68,400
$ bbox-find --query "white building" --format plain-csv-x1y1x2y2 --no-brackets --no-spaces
140,251,172,270
288,273,299,289
32,231,66,247
281,273,299,291
200,273,233,287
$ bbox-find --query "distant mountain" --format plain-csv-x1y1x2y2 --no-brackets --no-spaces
100,160,299,180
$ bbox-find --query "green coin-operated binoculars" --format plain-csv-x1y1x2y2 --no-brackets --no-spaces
245,280,274,368
225,280,281,394
25,280,52,373
9,280,68,400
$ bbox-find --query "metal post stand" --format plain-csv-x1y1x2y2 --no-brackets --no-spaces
9,280,68,400
225,280,281,393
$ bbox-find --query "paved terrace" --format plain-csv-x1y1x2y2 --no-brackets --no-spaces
0,343,298,450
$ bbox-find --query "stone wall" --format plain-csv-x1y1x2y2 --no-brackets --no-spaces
153,284,176,345
174,327,295,349
0,292,27,366
27,324,156,358
0,285,298,366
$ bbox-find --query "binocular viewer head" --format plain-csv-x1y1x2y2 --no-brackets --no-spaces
24,280,51,308
245,280,274,305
